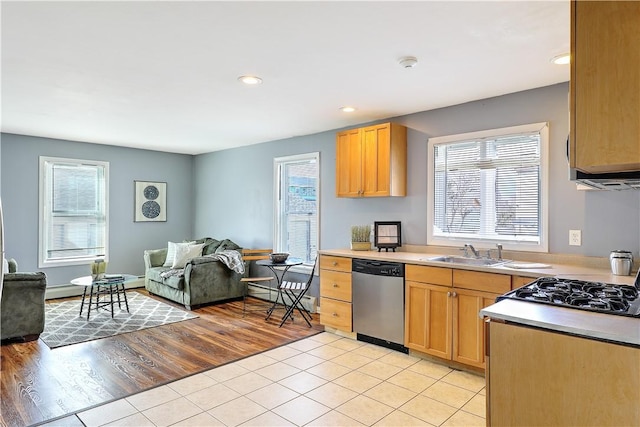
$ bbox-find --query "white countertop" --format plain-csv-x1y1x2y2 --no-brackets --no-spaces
480,299,640,346
319,248,637,285
320,248,639,345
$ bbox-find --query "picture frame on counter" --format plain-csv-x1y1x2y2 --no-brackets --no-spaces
374,221,401,252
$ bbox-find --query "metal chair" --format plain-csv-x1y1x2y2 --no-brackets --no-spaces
278,257,317,327
240,249,274,317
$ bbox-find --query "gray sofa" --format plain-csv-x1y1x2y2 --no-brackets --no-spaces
144,238,245,310
1,259,47,342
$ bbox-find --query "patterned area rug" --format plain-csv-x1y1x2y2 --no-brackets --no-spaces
41,291,198,348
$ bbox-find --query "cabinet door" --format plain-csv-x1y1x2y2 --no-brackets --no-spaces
452,288,498,368
336,128,362,197
361,123,391,197
405,280,452,359
570,1,640,173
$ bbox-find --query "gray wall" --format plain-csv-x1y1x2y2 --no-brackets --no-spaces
194,82,640,260
2,82,639,289
0,133,194,285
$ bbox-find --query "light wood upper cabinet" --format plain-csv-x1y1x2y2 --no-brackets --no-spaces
570,1,640,173
336,123,407,197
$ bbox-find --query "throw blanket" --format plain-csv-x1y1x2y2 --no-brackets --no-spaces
159,249,245,279
204,249,245,274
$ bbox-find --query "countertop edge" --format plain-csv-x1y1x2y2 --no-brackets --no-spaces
480,300,640,346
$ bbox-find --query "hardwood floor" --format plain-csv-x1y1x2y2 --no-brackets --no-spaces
0,290,323,427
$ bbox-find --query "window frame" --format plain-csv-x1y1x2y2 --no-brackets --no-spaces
273,152,320,272
427,122,549,253
39,156,110,268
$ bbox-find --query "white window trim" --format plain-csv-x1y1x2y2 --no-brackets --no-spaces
39,156,110,268
273,152,320,273
427,122,549,253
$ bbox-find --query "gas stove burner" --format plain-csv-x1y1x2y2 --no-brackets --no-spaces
498,276,640,318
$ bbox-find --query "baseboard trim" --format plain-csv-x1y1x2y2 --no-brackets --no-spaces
45,277,145,300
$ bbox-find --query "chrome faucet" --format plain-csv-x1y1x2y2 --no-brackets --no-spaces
464,244,480,258
496,243,503,261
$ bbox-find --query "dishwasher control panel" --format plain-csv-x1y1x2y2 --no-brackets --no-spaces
352,259,405,277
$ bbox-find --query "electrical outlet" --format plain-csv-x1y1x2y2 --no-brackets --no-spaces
569,229,582,246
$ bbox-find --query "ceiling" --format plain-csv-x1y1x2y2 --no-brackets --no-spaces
1,1,570,155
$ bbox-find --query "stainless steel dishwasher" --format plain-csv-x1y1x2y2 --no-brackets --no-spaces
352,258,407,353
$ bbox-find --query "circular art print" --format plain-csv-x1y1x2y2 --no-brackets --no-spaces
143,185,160,200
134,181,166,222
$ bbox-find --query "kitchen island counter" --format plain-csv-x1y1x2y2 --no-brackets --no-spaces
480,299,640,346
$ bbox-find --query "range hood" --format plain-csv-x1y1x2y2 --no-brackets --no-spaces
570,169,640,190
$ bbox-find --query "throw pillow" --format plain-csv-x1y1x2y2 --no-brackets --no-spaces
171,243,206,269
163,241,195,267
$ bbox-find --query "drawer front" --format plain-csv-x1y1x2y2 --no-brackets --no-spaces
320,255,351,272
320,297,352,331
320,270,352,302
406,264,452,286
453,269,511,294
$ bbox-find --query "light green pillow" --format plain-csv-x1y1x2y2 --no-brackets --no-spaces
171,243,205,269
163,241,195,267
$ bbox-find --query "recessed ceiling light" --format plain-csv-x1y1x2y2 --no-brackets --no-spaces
551,54,570,65
238,75,263,85
340,106,356,113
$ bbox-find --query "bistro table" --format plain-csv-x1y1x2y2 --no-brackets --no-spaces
71,274,137,320
257,258,303,322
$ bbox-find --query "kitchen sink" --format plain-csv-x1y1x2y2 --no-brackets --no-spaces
427,256,510,267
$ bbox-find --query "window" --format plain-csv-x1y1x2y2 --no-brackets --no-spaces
427,123,548,252
274,153,319,266
39,157,109,267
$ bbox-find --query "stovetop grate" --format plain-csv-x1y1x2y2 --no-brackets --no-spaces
498,277,640,318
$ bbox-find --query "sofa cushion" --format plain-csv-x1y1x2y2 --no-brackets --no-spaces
163,241,195,267
146,267,184,290
172,243,205,269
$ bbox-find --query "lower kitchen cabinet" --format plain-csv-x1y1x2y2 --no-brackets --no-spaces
405,265,505,369
486,321,640,426
405,281,452,359
319,255,353,332
453,288,499,367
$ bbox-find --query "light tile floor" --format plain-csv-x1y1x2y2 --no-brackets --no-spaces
44,332,486,426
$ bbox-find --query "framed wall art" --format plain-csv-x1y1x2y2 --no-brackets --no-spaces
374,221,402,252
134,181,166,222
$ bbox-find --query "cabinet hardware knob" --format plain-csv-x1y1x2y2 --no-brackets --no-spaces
447,291,451,297
332,261,338,266
332,313,338,317
333,283,338,287
453,291,457,297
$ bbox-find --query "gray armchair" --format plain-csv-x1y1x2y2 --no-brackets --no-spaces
1,260,47,342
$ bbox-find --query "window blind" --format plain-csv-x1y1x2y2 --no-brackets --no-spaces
40,157,108,266
433,131,541,243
